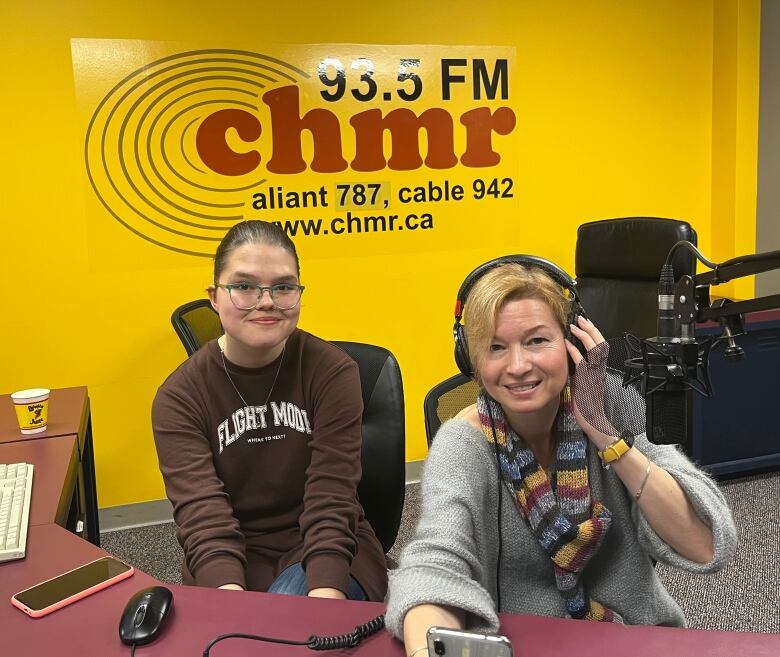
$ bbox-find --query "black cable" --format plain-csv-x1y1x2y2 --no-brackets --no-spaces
203,632,306,655
664,240,718,269
307,615,386,650
130,644,136,657
486,398,503,612
202,614,385,656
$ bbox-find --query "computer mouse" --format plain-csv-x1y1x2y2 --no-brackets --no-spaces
119,586,173,646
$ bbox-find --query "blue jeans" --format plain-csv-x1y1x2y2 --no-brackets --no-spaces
268,563,367,600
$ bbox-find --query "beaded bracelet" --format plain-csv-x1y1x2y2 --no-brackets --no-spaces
635,459,652,501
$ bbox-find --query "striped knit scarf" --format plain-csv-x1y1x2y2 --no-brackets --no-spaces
478,387,624,623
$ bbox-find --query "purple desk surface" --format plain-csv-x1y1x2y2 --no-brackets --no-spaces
497,613,780,657
0,387,88,444
0,434,77,526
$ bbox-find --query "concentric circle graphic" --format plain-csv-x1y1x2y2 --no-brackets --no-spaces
85,49,309,257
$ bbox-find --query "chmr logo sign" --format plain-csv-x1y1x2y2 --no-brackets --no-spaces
197,85,515,176
81,46,517,256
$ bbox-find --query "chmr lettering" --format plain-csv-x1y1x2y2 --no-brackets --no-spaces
196,85,516,176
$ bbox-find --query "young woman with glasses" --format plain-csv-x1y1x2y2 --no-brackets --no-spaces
152,220,387,601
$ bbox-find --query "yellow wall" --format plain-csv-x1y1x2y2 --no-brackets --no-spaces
0,1,760,507
711,0,760,301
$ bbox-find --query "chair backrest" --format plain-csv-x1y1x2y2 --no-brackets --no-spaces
332,341,406,553
423,373,480,445
169,301,406,553
171,299,223,356
575,217,697,340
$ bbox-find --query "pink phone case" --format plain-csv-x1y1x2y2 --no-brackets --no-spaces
11,556,135,618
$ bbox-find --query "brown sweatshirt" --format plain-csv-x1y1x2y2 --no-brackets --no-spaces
152,329,387,600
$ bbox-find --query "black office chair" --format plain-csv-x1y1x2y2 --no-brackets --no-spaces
171,299,223,356
331,341,405,554
575,217,698,455
423,374,480,445
575,217,697,340
170,300,406,554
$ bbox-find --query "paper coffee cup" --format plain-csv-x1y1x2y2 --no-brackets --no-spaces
11,388,50,434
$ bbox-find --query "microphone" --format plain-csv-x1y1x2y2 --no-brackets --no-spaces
656,263,677,341
623,265,714,446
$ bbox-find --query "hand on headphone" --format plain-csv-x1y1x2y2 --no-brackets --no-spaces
566,317,621,448
566,316,605,364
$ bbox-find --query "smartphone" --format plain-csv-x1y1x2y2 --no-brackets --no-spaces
427,627,513,657
11,556,134,618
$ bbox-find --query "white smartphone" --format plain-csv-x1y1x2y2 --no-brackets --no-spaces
11,555,134,618
427,627,514,657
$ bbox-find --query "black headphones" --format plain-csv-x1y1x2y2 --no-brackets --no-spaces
453,254,586,378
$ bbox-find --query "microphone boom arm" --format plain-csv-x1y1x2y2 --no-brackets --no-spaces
667,243,780,333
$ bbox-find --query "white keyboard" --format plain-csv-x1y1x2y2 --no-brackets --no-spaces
0,462,33,562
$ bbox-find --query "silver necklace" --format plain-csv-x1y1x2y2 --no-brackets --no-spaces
219,342,285,408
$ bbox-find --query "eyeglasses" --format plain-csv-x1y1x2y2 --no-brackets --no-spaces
215,282,305,310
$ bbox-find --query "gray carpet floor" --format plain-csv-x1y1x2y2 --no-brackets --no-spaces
101,472,779,633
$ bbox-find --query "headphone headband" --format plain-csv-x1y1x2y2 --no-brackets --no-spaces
454,254,578,320
453,254,582,378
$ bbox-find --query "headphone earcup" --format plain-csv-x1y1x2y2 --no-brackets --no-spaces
565,301,587,375
453,323,473,378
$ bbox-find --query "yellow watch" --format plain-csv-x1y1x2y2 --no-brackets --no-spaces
598,434,634,467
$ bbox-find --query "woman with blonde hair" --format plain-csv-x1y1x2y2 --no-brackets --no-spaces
387,256,736,656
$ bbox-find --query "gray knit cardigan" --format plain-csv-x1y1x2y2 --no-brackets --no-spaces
385,419,737,636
